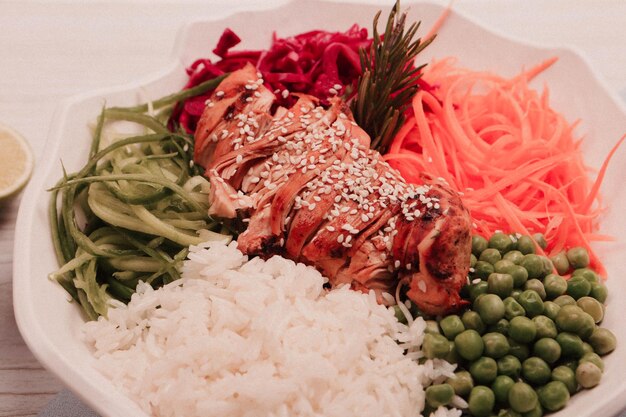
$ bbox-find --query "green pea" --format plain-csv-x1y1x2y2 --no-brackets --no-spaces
482,332,510,359
555,305,595,339
537,381,570,412
423,333,451,359
508,382,538,413
510,288,522,300
524,279,546,300
576,362,602,388
455,330,485,361
509,316,537,344
542,301,560,321
533,338,561,364
553,294,576,307
489,318,510,336
472,235,489,256
470,253,477,268
504,297,526,320
503,250,524,265
474,261,495,280
532,315,557,339
581,342,595,355
469,386,495,417
572,268,599,283
566,246,589,269
440,315,465,340
566,275,591,300
543,274,567,299
488,273,514,298
552,365,577,394
516,236,536,255
470,357,498,384
576,296,604,323
447,370,474,397
555,305,586,332
476,294,506,325
520,254,544,279
589,282,608,303
550,251,570,275
490,232,515,254
580,352,604,372
495,259,516,273
480,248,503,265
521,403,544,417
425,320,441,334
522,357,551,385
577,313,596,340
492,375,515,404
533,233,548,250
518,290,544,317
588,327,617,355
507,338,530,361
469,280,490,302
425,383,455,408
444,340,460,364
540,256,554,277
502,265,529,288
498,354,522,378
556,332,584,359
463,310,486,335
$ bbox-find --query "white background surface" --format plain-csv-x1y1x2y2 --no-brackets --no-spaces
1,1,625,416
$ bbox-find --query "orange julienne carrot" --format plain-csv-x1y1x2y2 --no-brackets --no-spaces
384,58,624,277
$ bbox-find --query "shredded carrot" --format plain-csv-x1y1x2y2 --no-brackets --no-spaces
424,0,454,41
385,57,625,276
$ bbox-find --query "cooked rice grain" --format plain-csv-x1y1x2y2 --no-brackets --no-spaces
82,240,460,417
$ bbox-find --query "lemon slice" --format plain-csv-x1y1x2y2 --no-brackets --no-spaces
0,123,34,200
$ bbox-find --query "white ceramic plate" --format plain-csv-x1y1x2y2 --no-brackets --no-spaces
13,1,626,416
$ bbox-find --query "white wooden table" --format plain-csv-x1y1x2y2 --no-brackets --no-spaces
1,1,624,416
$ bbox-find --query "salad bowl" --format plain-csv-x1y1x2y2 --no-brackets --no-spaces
13,1,626,416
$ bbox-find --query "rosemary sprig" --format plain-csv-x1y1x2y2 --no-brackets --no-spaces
351,1,434,154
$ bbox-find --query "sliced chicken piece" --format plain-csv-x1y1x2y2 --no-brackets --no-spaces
193,67,473,316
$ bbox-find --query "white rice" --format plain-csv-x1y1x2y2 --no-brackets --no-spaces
82,240,461,417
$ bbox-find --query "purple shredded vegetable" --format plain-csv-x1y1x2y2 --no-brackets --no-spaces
170,25,371,133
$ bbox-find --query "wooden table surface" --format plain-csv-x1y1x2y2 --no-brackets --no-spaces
1,1,624,416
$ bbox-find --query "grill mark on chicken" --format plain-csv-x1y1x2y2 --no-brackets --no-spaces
194,64,472,315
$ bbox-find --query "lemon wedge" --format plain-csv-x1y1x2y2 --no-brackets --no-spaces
0,123,34,200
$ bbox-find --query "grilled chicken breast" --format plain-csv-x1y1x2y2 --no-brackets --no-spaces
194,64,472,315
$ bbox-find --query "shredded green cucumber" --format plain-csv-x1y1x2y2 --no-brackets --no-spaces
49,76,230,319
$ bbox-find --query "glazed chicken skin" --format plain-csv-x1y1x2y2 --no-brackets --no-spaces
194,64,472,315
